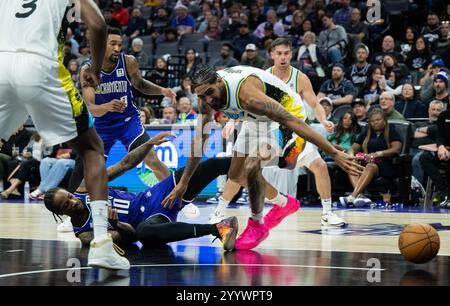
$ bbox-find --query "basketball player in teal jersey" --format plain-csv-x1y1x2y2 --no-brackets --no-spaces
162,65,364,250
267,38,346,227
210,38,346,227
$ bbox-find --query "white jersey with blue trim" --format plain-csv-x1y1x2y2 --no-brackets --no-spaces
216,66,306,122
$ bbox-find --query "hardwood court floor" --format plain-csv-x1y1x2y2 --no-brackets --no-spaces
1,201,450,286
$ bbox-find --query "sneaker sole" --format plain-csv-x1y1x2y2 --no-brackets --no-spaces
222,217,238,251
88,258,130,270
321,220,347,227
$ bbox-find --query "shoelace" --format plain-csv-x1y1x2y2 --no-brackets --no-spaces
113,243,125,256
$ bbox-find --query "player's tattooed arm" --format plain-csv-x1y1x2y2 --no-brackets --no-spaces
107,132,176,181
125,55,176,100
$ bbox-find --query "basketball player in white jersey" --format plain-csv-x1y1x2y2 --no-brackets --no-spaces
162,65,363,250
267,38,347,227
0,0,128,270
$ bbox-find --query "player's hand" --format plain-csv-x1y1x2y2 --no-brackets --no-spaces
322,120,334,133
108,207,119,229
106,99,127,113
222,121,236,139
148,132,177,146
81,65,101,88
332,150,364,176
161,88,177,104
162,182,188,209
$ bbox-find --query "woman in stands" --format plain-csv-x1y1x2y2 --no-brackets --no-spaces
339,108,402,207
325,111,360,160
184,48,202,77
394,82,427,119
358,65,386,106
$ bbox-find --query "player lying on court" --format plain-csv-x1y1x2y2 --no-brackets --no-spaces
162,65,364,250
43,132,238,251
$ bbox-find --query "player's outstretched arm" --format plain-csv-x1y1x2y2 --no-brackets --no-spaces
125,55,176,101
162,102,214,208
107,132,176,181
239,77,364,176
79,0,106,87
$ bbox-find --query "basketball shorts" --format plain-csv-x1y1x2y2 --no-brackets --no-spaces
0,52,93,146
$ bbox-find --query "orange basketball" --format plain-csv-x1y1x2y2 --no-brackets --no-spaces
398,224,440,264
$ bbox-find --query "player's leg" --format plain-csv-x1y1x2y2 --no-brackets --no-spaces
136,214,238,251
174,157,232,202
307,156,346,227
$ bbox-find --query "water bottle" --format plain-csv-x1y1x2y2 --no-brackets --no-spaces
24,182,30,204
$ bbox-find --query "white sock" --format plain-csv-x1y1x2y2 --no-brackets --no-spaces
216,196,230,212
90,200,109,239
250,211,264,223
321,198,332,214
266,192,288,207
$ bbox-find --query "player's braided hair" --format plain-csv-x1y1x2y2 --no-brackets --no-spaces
191,65,218,90
44,187,64,223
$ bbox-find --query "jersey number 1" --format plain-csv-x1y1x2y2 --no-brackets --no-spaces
16,0,38,19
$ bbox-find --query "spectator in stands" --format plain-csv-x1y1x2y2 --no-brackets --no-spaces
438,32,450,68
178,0,201,19
312,97,338,125
405,36,432,84
231,21,259,62
297,31,326,87
77,43,91,67
358,65,386,106
333,0,352,28
128,38,149,67
67,59,80,88
379,91,406,121
248,3,266,31
421,12,441,45
258,22,279,51
202,15,222,41
28,144,77,200
176,96,197,123
63,41,77,69
0,126,32,191
352,98,368,123
171,4,195,36
325,0,341,15
111,0,130,27
212,43,240,71
381,54,410,88
422,70,450,108
66,28,80,57
148,8,170,40
156,27,179,44
340,108,403,206
139,107,154,125
240,44,265,69
318,63,356,107
254,9,285,39
400,26,418,60
125,7,148,40
372,36,404,65
162,75,198,110
0,133,46,199
149,0,172,22
419,58,448,95
420,108,450,207
145,57,169,89
184,48,202,78
435,21,450,54
346,44,371,93
411,100,444,185
288,10,305,47
317,12,348,64
220,11,243,40
395,82,427,119
326,111,360,159
211,0,223,18
345,8,368,46
162,106,178,124
103,8,122,29
197,10,213,33
256,0,273,18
